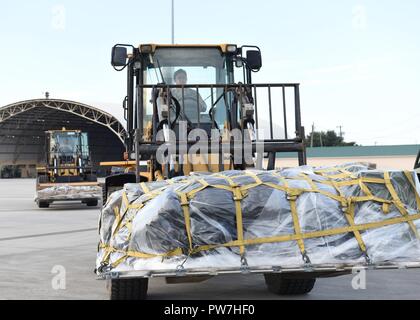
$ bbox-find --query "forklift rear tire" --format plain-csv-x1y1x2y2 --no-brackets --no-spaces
85,174,97,182
102,184,107,205
86,200,98,207
264,274,316,295
109,278,148,300
38,175,49,184
37,201,49,208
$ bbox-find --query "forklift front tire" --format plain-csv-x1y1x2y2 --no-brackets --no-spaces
37,201,49,208
86,199,98,207
264,273,316,295
109,278,148,300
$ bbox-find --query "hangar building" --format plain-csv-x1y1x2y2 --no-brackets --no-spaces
0,98,126,178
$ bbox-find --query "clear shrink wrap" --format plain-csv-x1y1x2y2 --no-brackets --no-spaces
97,164,420,275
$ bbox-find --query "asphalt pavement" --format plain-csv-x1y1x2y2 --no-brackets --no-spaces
1,179,419,300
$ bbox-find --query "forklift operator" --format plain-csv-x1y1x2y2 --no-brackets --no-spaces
171,69,207,123
59,136,74,154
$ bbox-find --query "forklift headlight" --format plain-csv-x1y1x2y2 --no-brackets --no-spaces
140,44,153,54
226,44,237,53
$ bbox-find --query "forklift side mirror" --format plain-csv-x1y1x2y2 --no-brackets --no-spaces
246,50,262,71
111,46,128,67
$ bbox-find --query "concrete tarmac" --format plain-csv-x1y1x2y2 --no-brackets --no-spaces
1,179,419,300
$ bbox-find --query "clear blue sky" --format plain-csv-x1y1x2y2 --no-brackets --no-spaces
1,0,419,145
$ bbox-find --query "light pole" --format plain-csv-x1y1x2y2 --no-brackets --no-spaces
171,0,174,44
310,123,314,147
337,125,343,138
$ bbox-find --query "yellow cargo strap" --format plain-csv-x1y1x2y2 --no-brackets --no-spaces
329,179,368,254
113,206,120,225
359,179,373,198
111,188,163,237
384,172,419,239
244,170,264,185
232,186,245,256
288,193,306,254
99,243,183,266
121,191,129,213
340,168,357,179
213,173,236,186
187,179,210,198
300,173,317,190
193,212,420,253
214,174,247,257
109,206,124,237
128,202,146,210
140,182,150,194
177,192,193,254
404,171,420,210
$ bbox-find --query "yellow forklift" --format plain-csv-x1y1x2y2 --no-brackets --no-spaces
99,44,311,299
35,128,101,208
100,44,305,202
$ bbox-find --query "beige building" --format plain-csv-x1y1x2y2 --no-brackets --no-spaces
275,145,419,171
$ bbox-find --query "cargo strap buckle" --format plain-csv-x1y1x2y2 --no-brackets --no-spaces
272,266,282,273
98,262,113,274
364,252,373,266
175,264,186,276
302,251,312,265
175,247,197,276
286,188,303,200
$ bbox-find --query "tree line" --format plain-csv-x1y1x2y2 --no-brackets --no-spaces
305,130,357,147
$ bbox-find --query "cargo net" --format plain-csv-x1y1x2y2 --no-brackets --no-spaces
96,164,420,274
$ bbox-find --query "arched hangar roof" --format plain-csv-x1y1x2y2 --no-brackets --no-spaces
0,98,126,143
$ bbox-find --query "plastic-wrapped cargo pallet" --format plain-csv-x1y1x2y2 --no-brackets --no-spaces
36,185,102,201
96,163,420,275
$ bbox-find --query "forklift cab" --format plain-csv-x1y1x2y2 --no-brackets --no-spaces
112,44,262,139
108,43,306,184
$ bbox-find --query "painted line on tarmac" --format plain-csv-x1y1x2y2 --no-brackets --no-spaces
0,228,97,242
